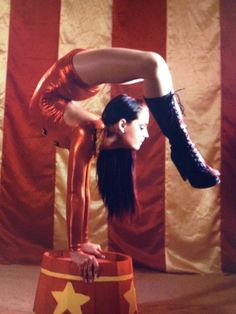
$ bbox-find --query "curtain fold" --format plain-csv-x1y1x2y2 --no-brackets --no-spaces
0,0,235,273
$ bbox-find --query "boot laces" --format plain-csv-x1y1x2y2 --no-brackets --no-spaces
172,91,206,168
173,89,185,115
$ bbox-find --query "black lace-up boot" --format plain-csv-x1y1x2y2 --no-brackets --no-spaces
144,92,220,188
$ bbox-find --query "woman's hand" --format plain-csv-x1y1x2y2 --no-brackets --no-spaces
80,242,105,259
70,250,99,283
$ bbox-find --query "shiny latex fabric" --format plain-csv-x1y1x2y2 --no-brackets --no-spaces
29,48,101,149
67,124,96,249
29,49,102,249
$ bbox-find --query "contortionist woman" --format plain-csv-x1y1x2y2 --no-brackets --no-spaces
30,48,220,282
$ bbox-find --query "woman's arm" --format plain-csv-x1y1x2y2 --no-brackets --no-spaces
67,121,106,282
67,123,101,250
66,125,94,249
67,123,104,255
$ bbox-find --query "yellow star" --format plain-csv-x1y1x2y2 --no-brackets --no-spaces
123,280,138,314
51,281,90,314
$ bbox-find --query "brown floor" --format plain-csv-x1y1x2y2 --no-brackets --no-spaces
0,265,235,314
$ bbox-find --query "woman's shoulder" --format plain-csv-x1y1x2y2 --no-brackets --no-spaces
90,118,105,130
69,118,104,157
73,118,104,137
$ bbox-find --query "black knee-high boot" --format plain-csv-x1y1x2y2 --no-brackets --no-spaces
144,92,220,188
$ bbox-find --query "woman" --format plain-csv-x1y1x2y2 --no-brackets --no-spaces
30,48,220,282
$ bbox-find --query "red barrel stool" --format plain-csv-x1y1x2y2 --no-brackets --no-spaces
33,250,138,314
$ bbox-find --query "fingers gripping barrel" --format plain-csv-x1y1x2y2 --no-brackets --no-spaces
33,251,138,314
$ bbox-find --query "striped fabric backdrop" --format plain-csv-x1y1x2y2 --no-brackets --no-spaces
0,0,235,273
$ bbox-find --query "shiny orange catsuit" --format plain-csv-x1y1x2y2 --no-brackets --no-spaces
29,49,102,250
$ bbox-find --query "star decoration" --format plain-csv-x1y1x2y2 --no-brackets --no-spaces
51,281,90,314
123,280,138,314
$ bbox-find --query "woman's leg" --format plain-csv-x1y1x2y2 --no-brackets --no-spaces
73,48,173,98
73,48,220,188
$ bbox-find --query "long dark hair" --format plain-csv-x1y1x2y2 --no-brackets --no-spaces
96,94,144,219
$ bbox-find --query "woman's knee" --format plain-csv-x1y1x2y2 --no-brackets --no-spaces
142,51,168,79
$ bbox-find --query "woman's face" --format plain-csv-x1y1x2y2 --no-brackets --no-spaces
121,105,150,150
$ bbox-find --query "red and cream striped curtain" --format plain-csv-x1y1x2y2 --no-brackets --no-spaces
0,0,235,273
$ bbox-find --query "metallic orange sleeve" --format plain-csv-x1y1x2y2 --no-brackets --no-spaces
66,125,96,250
